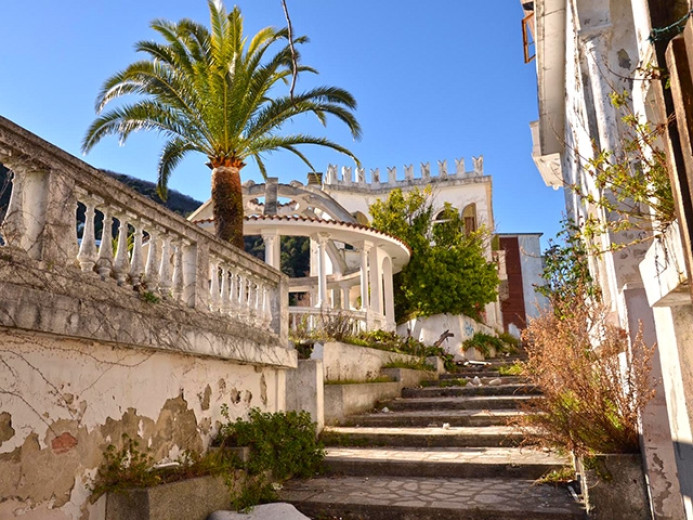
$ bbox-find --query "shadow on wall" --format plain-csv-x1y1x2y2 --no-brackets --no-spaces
674,441,693,506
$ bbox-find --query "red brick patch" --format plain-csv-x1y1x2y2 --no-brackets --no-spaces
52,432,78,454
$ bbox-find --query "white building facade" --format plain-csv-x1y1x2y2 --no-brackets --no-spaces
529,1,693,518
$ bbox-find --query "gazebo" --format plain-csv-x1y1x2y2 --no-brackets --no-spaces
188,177,410,332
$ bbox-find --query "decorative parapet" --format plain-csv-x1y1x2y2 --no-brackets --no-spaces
0,115,293,367
324,156,485,189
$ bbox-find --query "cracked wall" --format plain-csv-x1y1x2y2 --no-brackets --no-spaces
0,329,286,520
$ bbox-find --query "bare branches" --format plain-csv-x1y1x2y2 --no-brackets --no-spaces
281,0,298,101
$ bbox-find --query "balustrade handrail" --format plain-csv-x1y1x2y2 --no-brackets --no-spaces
0,115,288,342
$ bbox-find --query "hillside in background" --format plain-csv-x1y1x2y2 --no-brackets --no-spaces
0,164,202,219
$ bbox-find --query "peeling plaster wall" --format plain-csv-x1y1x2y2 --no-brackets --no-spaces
0,329,285,520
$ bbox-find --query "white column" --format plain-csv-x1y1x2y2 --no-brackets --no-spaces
368,246,382,314
262,232,281,269
383,259,395,328
359,242,371,311
315,233,329,309
341,284,351,311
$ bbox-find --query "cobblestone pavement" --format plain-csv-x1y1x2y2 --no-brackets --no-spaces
281,475,583,516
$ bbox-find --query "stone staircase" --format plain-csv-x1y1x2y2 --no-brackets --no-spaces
280,359,586,519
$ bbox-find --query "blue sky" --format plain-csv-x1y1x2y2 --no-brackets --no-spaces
0,1,565,246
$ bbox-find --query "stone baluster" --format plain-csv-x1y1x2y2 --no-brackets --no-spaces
76,195,100,273
181,240,197,308
171,240,184,301
143,228,160,289
129,220,145,286
220,265,232,314
1,168,26,247
253,280,264,327
209,259,221,312
247,277,258,323
158,234,172,297
112,214,131,285
262,285,273,327
238,271,249,320
96,208,114,280
226,269,238,313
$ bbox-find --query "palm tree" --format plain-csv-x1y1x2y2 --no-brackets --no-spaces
83,2,361,249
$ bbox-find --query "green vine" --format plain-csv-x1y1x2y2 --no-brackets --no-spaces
571,90,675,255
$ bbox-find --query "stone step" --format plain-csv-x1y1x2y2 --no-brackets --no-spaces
384,394,539,411
429,375,527,386
281,475,584,520
402,383,540,398
321,425,526,448
342,408,526,428
324,446,569,480
442,370,501,378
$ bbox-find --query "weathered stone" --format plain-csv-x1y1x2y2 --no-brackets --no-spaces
577,454,651,520
105,474,243,520
208,503,310,520
51,432,78,454
0,412,14,445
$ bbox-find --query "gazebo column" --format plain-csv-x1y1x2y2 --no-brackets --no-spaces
340,283,351,310
382,257,395,329
358,241,372,311
262,231,281,269
315,233,329,309
368,246,382,314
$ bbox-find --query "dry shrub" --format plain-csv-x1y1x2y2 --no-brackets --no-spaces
520,286,656,456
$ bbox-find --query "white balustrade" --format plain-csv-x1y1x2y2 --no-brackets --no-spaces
0,129,286,342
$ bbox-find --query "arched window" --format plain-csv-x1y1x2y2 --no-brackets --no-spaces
462,203,476,234
352,211,370,226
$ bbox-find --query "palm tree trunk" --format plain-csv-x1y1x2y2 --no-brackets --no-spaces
211,166,244,250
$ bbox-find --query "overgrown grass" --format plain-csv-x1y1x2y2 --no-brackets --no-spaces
498,362,524,376
89,435,237,503
291,320,456,371
324,376,394,385
536,467,576,486
382,359,435,371
422,377,468,387
520,282,655,457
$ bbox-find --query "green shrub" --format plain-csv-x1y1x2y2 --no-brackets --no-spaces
462,333,504,357
217,407,324,480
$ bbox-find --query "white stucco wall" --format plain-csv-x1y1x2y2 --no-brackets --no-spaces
517,234,550,320
397,313,496,362
0,330,286,520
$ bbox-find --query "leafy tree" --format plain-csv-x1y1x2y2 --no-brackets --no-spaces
83,2,360,249
535,218,595,306
370,188,499,322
